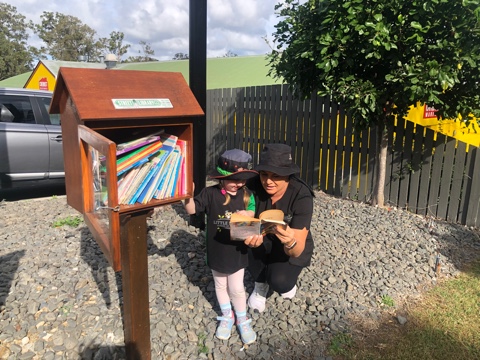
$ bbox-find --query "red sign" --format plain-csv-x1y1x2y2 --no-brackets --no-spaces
423,104,438,118
39,77,48,91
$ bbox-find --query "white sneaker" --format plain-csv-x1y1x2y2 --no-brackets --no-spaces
281,285,297,299
248,282,269,313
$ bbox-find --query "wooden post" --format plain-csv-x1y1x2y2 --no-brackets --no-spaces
50,67,203,359
120,210,153,360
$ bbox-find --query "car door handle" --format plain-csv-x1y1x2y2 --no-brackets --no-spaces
50,135,63,142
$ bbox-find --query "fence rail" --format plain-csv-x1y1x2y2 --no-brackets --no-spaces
206,84,480,227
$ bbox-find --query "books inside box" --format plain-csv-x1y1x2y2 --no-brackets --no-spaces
118,130,188,204
94,129,189,206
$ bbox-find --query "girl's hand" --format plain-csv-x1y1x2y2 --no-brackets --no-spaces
183,182,196,215
244,234,264,248
235,210,254,217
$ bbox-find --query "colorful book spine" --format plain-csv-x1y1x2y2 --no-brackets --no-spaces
118,157,150,177
170,154,184,198
117,167,141,202
119,163,151,204
163,152,181,199
128,153,165,204
160,133,178,148
175,139,187,196
139,152,173,203
154,150,179,200
116,135,161,156
136,147,174,204
117,141,163,175
136,169,160,204
177,156,186,196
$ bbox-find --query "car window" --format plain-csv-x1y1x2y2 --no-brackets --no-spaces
0,95,36,124
39,96,60,125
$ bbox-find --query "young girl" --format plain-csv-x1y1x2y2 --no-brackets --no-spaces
184,149,258,344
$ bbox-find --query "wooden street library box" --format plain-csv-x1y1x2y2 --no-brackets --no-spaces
50,68,204,272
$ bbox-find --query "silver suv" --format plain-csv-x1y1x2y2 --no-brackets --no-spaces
0,88,64,189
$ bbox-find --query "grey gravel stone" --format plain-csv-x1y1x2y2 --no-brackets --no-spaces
0,193,479,359
397,315,407,325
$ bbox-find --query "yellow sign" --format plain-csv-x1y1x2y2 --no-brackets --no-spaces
406,103,480,147
24,62,56,91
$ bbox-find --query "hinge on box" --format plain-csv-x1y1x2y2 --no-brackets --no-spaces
96,205,120,212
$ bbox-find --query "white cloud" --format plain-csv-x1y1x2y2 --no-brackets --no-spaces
7,0,282,61
209,0,272,31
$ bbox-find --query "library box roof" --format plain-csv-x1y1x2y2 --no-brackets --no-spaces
50,67,202,271
50,67,204,121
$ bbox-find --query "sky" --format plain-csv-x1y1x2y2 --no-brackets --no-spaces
7,0,292,61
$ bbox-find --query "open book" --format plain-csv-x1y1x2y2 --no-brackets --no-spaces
229,209,286,241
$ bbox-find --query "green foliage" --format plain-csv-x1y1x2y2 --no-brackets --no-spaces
223,50,238,57
0,6,132,69
381,294,395,307
269,0,480,128
337,259,480,359
32,12,130,63
328,332,353,356
60,304,71,316
34,11,99,61
124,41,157,63
197,332,209,355
52,215,83,228
0,3,35,80
98,31,131,59
172,52,189,61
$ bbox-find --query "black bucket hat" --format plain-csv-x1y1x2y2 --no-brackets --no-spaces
209,149,258,180
255,143,300,176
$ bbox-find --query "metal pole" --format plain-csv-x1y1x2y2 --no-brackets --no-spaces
189,0,207,229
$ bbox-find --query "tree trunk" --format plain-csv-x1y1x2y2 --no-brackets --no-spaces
372,119,388,207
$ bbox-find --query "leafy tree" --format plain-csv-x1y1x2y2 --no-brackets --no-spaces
123,41,157,63
98,31,130,60
268,0,480,207
34,11,99,61
173,52,189,60
0,3,35,80
223,50,238,57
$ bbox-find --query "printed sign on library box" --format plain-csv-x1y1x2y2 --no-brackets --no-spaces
112,98,173,110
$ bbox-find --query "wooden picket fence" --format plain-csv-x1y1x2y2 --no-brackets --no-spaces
205,84,480,227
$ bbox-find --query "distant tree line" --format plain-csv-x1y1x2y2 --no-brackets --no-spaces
0,3,159,81
171,50,238,61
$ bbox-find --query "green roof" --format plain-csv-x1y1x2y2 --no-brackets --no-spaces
41,60,106,75
0,72,31,88
0,55,284,90
118,55,283,89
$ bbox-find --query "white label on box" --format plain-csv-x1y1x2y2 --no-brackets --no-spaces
112,99,173,109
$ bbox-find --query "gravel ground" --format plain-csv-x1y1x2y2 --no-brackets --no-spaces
1,191,479,360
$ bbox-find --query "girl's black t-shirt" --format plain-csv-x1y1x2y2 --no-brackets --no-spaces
193,185,250,273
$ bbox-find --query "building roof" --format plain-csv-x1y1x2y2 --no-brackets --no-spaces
50,67,204,120
40,59,106,76
0,72,31,88
118,55,283,89
0,55,284,90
